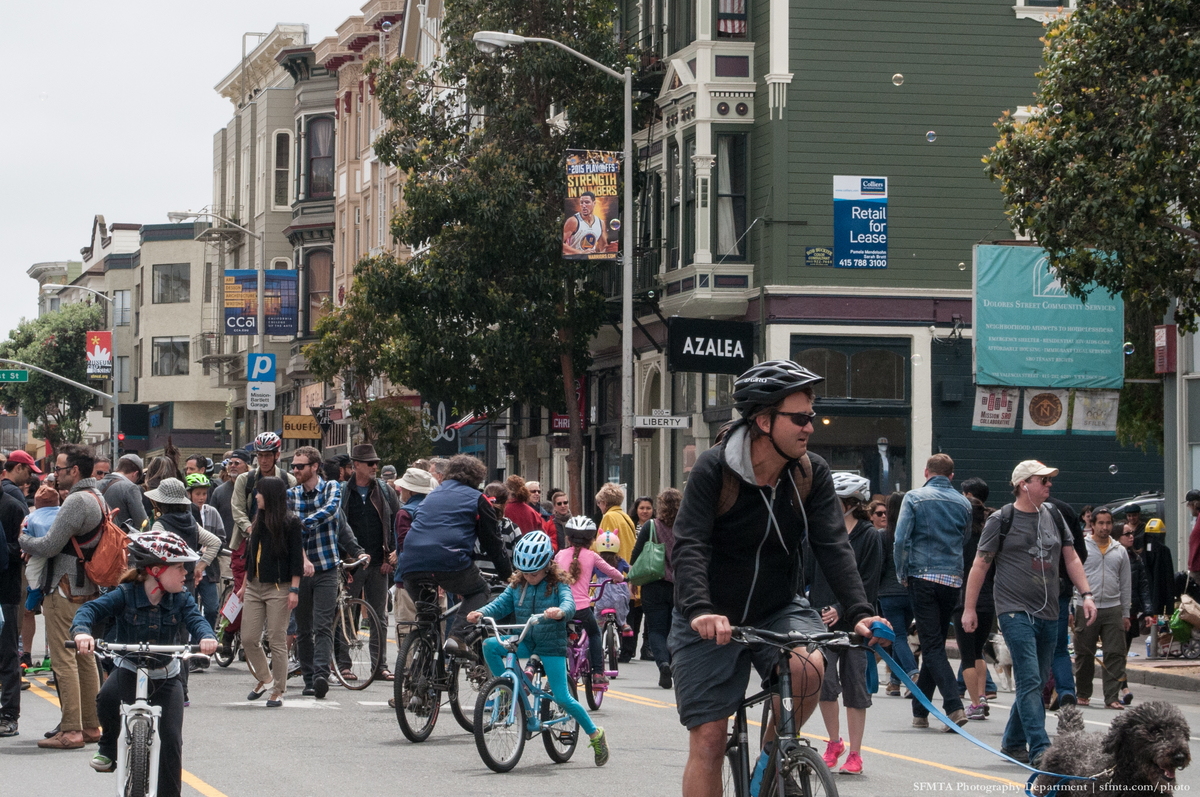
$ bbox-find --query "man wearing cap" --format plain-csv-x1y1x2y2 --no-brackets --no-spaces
391,467,437,652
962,460,1096,767
1,451,39,514
97,454,148,531
1121,504,1146,553
337,444,399,681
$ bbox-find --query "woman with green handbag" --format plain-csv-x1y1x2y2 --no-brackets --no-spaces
631,488,681,689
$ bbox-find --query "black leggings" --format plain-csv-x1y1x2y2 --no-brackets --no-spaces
97,669,185,797
574,607,605,673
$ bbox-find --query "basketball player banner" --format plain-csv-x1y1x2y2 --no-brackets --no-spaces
563,149,620,261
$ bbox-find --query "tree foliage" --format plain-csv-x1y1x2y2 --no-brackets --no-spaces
984,0,1199,328
0,302,104,449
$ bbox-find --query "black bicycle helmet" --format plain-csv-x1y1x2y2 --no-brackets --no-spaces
733,359,824,415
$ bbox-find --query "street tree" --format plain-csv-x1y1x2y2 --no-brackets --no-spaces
367,0,637,512
984,0,1199,327
0,301,104,449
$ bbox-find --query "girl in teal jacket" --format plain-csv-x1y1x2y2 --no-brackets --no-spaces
467,530,610,766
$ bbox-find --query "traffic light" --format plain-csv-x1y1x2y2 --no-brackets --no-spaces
117,432,125,442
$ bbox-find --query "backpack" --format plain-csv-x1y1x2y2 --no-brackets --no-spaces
70,492,129,588
715,453,813,517
993,502,1068,555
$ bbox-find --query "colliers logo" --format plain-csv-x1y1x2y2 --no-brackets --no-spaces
860,178,886,196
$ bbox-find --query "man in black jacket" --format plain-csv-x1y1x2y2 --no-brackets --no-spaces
0,451,38,515
0,488,26,735
670,360,887,797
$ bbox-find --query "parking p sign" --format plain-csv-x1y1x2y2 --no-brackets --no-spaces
247,354,276,383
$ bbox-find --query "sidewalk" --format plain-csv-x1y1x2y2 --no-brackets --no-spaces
942,636,1200,693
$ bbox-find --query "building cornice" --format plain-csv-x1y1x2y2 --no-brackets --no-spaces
214,25,308,106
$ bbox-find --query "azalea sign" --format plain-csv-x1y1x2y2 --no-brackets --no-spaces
86,331,113,381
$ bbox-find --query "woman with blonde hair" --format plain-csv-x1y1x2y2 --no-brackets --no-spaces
596,483,636,563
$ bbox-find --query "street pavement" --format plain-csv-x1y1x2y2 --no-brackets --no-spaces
4,646,1200,796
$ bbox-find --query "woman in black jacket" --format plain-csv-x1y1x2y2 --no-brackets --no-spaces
1118,523,1154,704
238,477,303,706
631,488,680,689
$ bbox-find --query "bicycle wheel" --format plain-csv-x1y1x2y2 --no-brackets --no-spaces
583,656,604,710
540,691,579,763
449,657,490,733
604,623,620,675
474,677,526,772
722,743,744,797
773,744,838,797
395,632,441,742
213,631,236,668
333,597,381,690
125,718,151,797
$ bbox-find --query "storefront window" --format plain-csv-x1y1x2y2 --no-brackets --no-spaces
672,372,697,488
806,415,909,496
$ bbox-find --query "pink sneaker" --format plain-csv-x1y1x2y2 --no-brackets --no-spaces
822,737,845,769
840,750,863,775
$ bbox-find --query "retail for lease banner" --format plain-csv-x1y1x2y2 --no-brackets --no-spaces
563,150,620,261
970,386,1018,432
833,176,887,269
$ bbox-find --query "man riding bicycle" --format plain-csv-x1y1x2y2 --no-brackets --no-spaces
670,360,889,796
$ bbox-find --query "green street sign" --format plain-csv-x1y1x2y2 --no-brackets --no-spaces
0,370,29,383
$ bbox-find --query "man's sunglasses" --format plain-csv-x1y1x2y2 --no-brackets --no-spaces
554,500,570,506
291,462,314,470
774,410,818,427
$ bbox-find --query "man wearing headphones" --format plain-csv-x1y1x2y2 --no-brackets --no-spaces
962,460,1096,768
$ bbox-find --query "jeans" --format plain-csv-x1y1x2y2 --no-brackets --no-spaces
337,562,389,673
574,606,605,674
0,604,20,720
296,568,339,685
482,637,596,735
97,670,184,797
878,595,919,683
194,579,219,638
404,566,489,641
998,611,1057,761
640,580,674,669
1051,593,1077,700
908,578,963,717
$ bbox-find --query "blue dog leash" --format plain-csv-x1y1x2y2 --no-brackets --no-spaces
865,621,1092,796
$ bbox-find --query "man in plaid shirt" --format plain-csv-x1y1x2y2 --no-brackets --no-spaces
288,445,351,699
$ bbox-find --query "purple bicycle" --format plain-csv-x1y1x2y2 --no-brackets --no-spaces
567,579,619,710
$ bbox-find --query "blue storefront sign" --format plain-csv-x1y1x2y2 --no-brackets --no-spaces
973,245,1124,388
833,176,887,269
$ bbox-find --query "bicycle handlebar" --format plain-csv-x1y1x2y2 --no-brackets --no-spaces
65,641,206,659
730,626,865,650
341,555,371,573
477,614,546,651
590,578,613,603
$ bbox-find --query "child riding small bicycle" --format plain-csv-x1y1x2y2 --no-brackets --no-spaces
70,531,217,797
553,516,626,686
593,531,631,630
466,530,610,766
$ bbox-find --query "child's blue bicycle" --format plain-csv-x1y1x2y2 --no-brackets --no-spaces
472,615,580,772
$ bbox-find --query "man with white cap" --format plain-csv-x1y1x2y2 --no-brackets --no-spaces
962,459,1096,768
391,467,437,639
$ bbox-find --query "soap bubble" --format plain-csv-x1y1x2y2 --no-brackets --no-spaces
910,354,923,366
892,73,904,86
1052,102,1063,115
958,262,966,271
1123,342,1135,355
38,92,48,101
1109,464,1119,475
926,131,937,143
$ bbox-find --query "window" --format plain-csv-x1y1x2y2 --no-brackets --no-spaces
306,250,333,335
116,356,130,394
113,290,131,326
684,139,696,267
669,0,696,52
203,263,213,304
715,134,748,260
274,131,291,207
667,142,680,269
716,0,748,38
308,118,334,198
151,337,189,376
793,338,908,402
152,264,190,304
705,374,733,407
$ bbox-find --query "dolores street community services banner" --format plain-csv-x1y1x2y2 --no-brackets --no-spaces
974,245,1124,388
264,270,298,336
1071,389,1119,436
224,270,259,335
86,331,112,381
971,386,1018,432
563,150,620,260
1023,389,1070,435
833,176,887,269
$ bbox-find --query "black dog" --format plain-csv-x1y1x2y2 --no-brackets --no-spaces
1034,701,1190,795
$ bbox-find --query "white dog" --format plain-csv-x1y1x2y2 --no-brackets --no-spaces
983,633,1015,692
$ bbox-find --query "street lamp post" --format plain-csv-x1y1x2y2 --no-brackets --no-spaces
472,31,635,495
40,284,118,463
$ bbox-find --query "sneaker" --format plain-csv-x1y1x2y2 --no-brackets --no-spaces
658,664,673,690
1120,688,1133,706
443,636,471,658
912,716,929,729
941,709,968,732
19,652,31,669
313,677,329,699
822,737,846,769
591,672,609,686
301,684,316,697
885,683,900,696
980,696,991,716
1001,746,1029,764
966,703,988,721
0,718,17,737
985,691,998,700
839,750,863,775
589,727,610,767
1059,693,1076,708
639,649,655,661
90,753,115,772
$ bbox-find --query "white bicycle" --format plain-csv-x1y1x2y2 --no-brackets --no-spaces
67,640,206,797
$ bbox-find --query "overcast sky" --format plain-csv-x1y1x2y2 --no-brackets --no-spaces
0,1,357,336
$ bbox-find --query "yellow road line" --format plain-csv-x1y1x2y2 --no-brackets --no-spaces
605,685,1021,788
28,676,232,797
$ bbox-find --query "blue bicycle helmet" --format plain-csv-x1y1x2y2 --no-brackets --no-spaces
512,531,554,573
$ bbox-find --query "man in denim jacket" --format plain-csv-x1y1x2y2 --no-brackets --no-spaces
893,453,972,730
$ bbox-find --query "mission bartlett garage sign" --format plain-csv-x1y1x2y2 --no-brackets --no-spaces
667,317,754,374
